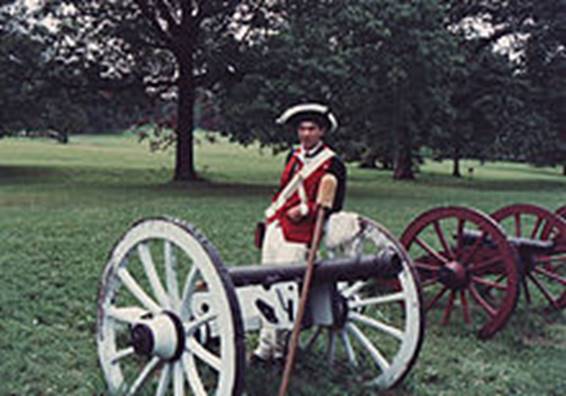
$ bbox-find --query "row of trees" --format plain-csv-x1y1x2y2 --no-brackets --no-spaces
2,0,565,179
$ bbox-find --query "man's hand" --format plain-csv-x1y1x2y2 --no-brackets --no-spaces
286,205,304,223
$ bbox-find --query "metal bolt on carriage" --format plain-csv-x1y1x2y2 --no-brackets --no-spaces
96,214,425,395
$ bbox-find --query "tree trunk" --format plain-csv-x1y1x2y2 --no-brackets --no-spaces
452,147,461,177
174,47,197,181
393,127,415,180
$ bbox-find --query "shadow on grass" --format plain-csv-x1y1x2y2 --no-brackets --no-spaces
156,178,276,197
0,165,60,183
2,163,565,201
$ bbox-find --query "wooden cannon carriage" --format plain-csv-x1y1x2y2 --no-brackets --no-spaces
400,203,565,339
96,215,425,395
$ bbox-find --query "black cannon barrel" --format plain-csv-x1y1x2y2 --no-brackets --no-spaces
462,229,555,255
228,248,402,288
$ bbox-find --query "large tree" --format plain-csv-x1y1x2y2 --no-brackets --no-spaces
441,0,566,174
51,0,277,181
0,1,84,138
521,0,566,174
221,0,458,180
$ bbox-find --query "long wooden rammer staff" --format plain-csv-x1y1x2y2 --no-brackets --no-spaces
278,173,338,396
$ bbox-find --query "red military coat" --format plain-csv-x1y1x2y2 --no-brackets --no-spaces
267,145,346,244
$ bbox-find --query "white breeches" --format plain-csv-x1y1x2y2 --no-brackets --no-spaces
254,221,307,360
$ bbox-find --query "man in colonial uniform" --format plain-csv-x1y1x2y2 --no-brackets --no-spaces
252,103,347,363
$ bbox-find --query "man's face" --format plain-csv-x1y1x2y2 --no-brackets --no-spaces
297,120,325,150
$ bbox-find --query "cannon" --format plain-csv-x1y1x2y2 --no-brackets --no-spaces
400,203,565,339
96,214,425,395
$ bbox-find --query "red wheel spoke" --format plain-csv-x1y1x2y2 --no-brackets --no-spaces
433,220,455,260
415,237,448,265
471,275,507,291
461,232,487,265
522,278,532,304
514,212,522,237
421,277,440,288
530,217,543,239
527,273,560,308
540,221,557,240
469,285,497,317
441,290,456,326
533,266,566,286
425,286,448,311
456,218,465,253
414,261,441,272
537,255,566,265
460,290,471,324
555,292,566,309
470,255,503,273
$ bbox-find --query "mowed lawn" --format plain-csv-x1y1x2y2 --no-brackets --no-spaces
0,134,564,395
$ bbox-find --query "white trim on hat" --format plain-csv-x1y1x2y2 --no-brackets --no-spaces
276,103,339,133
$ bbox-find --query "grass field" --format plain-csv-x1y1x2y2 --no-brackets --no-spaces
0,133,564,396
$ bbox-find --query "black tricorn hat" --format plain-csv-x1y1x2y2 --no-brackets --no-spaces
276,103,338,133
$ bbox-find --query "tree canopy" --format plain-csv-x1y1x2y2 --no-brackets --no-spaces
2,0,564,177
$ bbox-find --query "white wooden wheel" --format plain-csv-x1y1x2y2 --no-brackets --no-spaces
304,216,425,388
97,218,245,396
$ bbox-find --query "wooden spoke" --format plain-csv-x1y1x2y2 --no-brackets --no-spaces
414,237,449,265
138,243,170,308
414,261,441,272
469,255,504,273
106,306,147,325
527,273,559,308
342,281,366,298
460,290,471,324
522,278,532,304
433,220,455,260
117,267,161,313
187,337,222,372
180,266,199,320
461,231,487,265
530,217,544,239
514,212,521,237
456,218,465,253
164,241,180,310
441,291,456,326
182,353,207,396
533,266,566,286
421,277,440,288
469,285,497,317
339,329,358,367
126,356,160,396
110,347,135,365
349,312,404,340
327,328,337,364
302,326,323,351
155,363,172,396
471,276,507,291
349,291,405,309
173,360,186,396
347,323,390,372
185,312,217,336
536,255,566,265
425,286,448,311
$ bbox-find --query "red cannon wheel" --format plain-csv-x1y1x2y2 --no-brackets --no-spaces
557,206,566,220
401,207,519,339
491,204,566,310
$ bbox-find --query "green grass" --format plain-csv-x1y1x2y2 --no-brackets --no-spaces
0,134,565,395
